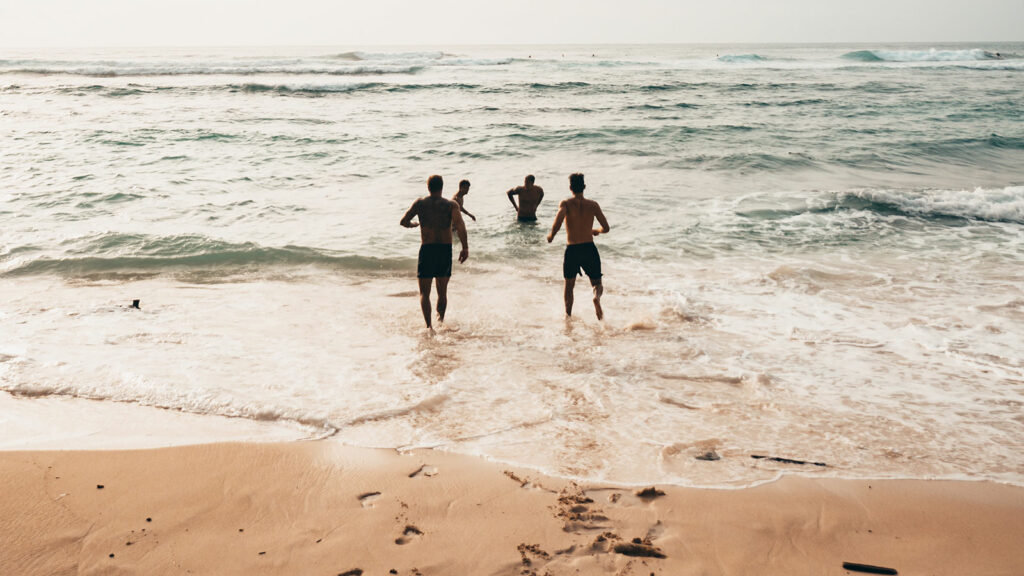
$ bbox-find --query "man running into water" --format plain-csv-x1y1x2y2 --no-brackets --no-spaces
453,179,476,223
547,173,610,320
507,174,544,222
401,175,469,329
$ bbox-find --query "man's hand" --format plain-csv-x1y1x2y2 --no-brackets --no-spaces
592,228,601,236
406,222,419,228
546,233,554,243
470,214,477,221
459,248,469,263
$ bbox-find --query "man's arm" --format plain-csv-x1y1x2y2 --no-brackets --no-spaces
452,202,469,262
460,206,476,221
537,186,544,205
506,188,519,212
593,203,610,236
547,201,566,243
400,200,420,228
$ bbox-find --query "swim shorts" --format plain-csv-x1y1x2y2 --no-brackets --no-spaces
517,215,538,222
563,242,602,280
417,243,453,278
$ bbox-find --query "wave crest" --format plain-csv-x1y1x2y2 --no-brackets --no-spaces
717,54,768,63
1,234,410,280
846,186,1024,224
841,48,1004,62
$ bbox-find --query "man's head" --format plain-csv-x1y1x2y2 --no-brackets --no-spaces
459,179,470,195
569,173,585,194
525,174,535,186
427,174,443,195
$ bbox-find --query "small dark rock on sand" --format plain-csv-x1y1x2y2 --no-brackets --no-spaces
614,541,667,559
96,485,104,489
635,487,666,500
395,525,424,545
695,451,720,461
338,570,364,576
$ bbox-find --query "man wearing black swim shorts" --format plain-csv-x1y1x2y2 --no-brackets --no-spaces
401,175,469,330
547,173,610,320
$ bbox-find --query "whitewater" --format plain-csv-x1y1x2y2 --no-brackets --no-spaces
1,43,1022,487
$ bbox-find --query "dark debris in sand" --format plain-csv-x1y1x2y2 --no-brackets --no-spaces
614,536,667,559
635,487,666,500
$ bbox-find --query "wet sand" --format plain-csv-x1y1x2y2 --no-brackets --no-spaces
1,442,1022,575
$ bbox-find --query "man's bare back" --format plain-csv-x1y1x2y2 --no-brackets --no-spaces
546,173,609,320
408,195,457,244
400,175,468,330
507,175,544,220
556,195,608,245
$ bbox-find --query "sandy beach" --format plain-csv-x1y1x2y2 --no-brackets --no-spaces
2,441,1022,576
2,32,1022,576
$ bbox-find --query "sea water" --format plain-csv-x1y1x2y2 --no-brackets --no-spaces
1,44,1022,487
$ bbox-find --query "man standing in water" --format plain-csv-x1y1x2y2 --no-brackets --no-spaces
453,179,476,223
506,174,544,222
547,173,610,320
401,175,469,330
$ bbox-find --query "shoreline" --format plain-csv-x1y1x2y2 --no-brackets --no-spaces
3,391,1020,490
3,441,1023,575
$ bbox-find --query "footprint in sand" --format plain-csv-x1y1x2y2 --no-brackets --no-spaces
395,525,423,545
589,486,664,508
408,465,438,478
556,484,610,532
358,492,381,508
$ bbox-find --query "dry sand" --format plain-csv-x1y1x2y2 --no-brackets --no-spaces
1,442,1022,576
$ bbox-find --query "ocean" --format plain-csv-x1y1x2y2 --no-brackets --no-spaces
1,43,1022,487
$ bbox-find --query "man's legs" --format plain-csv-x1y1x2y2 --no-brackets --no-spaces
418,277,433,329
564,277,576,317
590,278,603,321
435,276,450,323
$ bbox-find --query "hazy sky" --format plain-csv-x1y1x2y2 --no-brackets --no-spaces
1,0,1021,47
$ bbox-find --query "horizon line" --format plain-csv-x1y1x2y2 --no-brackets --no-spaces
2,39,1022,50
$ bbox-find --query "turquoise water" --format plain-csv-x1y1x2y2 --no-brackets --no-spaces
1,44,1022,486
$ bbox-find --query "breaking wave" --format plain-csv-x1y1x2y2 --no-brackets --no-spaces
717,54,768,63
841,48,1008,62
738,186,1024,225
1,234,411,280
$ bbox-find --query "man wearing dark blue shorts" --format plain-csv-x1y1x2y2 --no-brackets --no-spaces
547,173,610,320
401,175,469,329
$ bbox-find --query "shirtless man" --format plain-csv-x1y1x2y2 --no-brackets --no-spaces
547,173,610,320
400,175,469,329
506,174,544,222
453,179,476,223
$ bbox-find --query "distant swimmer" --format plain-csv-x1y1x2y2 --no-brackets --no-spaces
453,179,476,223
507,174,544,222
401,175,469,330
547,173,610,320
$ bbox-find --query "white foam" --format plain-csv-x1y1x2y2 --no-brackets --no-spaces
851,186,1024,223
0,392,309,450
869,48,996,62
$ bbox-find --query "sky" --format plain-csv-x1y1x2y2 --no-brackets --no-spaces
1,0,1021,47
